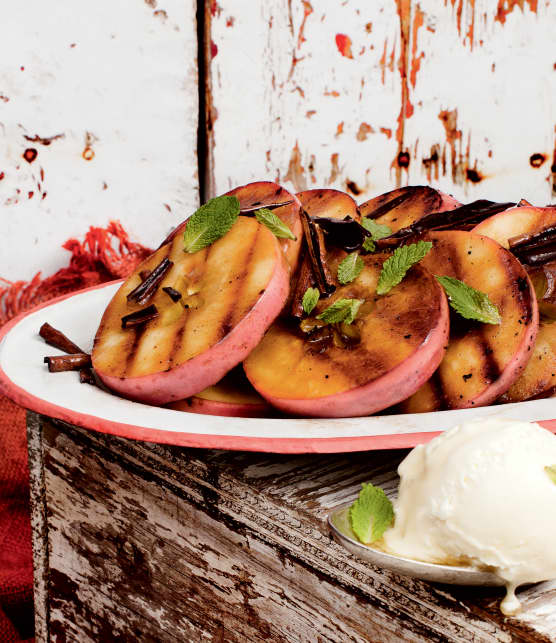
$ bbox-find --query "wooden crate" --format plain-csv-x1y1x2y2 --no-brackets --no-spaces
27,412,555,642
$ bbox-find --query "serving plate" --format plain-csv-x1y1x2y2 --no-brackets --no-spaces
328,502,503,586
0,281,554,453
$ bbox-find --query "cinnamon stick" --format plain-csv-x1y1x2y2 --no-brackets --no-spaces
127,258,173,305
79,368,96,385
39,322,84,354
121,304,159,329
44,353,91,373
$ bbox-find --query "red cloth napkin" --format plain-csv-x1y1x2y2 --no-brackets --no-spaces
0,223,151,640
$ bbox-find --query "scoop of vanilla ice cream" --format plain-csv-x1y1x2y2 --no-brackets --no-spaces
382,418,556,604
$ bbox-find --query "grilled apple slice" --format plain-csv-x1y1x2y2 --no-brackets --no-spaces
162,181,302,271
92,216,290,405
244,255,449,418
166,367,271,417
473,205,556,248
400,230,538,412
359,186,459,233
297,188,358,220
498,320,556,402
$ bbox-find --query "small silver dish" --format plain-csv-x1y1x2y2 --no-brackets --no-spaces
328,502,503,586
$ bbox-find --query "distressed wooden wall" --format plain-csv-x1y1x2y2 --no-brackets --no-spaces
207,0,556,204
2,1,555,278
0,0,199,280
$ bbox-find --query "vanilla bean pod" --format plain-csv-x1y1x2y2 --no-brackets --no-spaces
162,286,182,302
121,304,159,329
127,258,172,305
375,200,515,249
300,209,336,296
312,216,370,252
239,200,294,215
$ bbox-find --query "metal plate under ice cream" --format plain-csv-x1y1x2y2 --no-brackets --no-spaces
328,502,504,586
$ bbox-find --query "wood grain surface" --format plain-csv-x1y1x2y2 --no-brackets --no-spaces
27,412,556,642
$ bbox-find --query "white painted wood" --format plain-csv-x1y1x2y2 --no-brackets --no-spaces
405,0,556,204
208,1,556,205
0,0,199,281
208,1,401,198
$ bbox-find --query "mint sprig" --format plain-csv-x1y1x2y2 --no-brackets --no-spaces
361,218,392,240
361,218,392,253
302,287,320,315
255,208,297,240
183,195,240,253
376,241,432,295
317,298,363,325
435,275,501,325
545,465,556,485
349,483,394,544
362,237,377,252
337,252,363,285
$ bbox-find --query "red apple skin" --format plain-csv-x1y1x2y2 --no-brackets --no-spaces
167,397,271,417
359,186,460,233
166,367,273,417
472,205,556,248
244,259,450,418
93,218,290,405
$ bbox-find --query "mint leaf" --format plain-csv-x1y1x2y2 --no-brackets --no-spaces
376,241,432,295
254,208,297,240
361,219,392,253
361,218,392,240
435,275,501,325
349,483,394,544
337,252,364,285
302,287,320,315
545,465,556,485
362,237,376,252
317,298,363,325
184,195,240,253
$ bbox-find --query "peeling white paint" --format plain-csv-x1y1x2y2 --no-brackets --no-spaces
0,0,199,280
209,1,556,205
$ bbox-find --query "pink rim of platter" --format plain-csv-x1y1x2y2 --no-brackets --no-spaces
0,281,555,454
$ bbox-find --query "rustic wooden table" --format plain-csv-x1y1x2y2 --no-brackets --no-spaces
27,411,556,642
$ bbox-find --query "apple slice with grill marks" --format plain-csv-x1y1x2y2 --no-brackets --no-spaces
166,367,272,417
472,205,556,249
359,186,460,233
161,181,303,271
244,254,449,418
497,320,556,403
92,216,290,405
399,230,538,412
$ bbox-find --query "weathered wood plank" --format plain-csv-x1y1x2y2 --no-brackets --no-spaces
0,0,199,280
207,0,556,205
27,413,556,642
